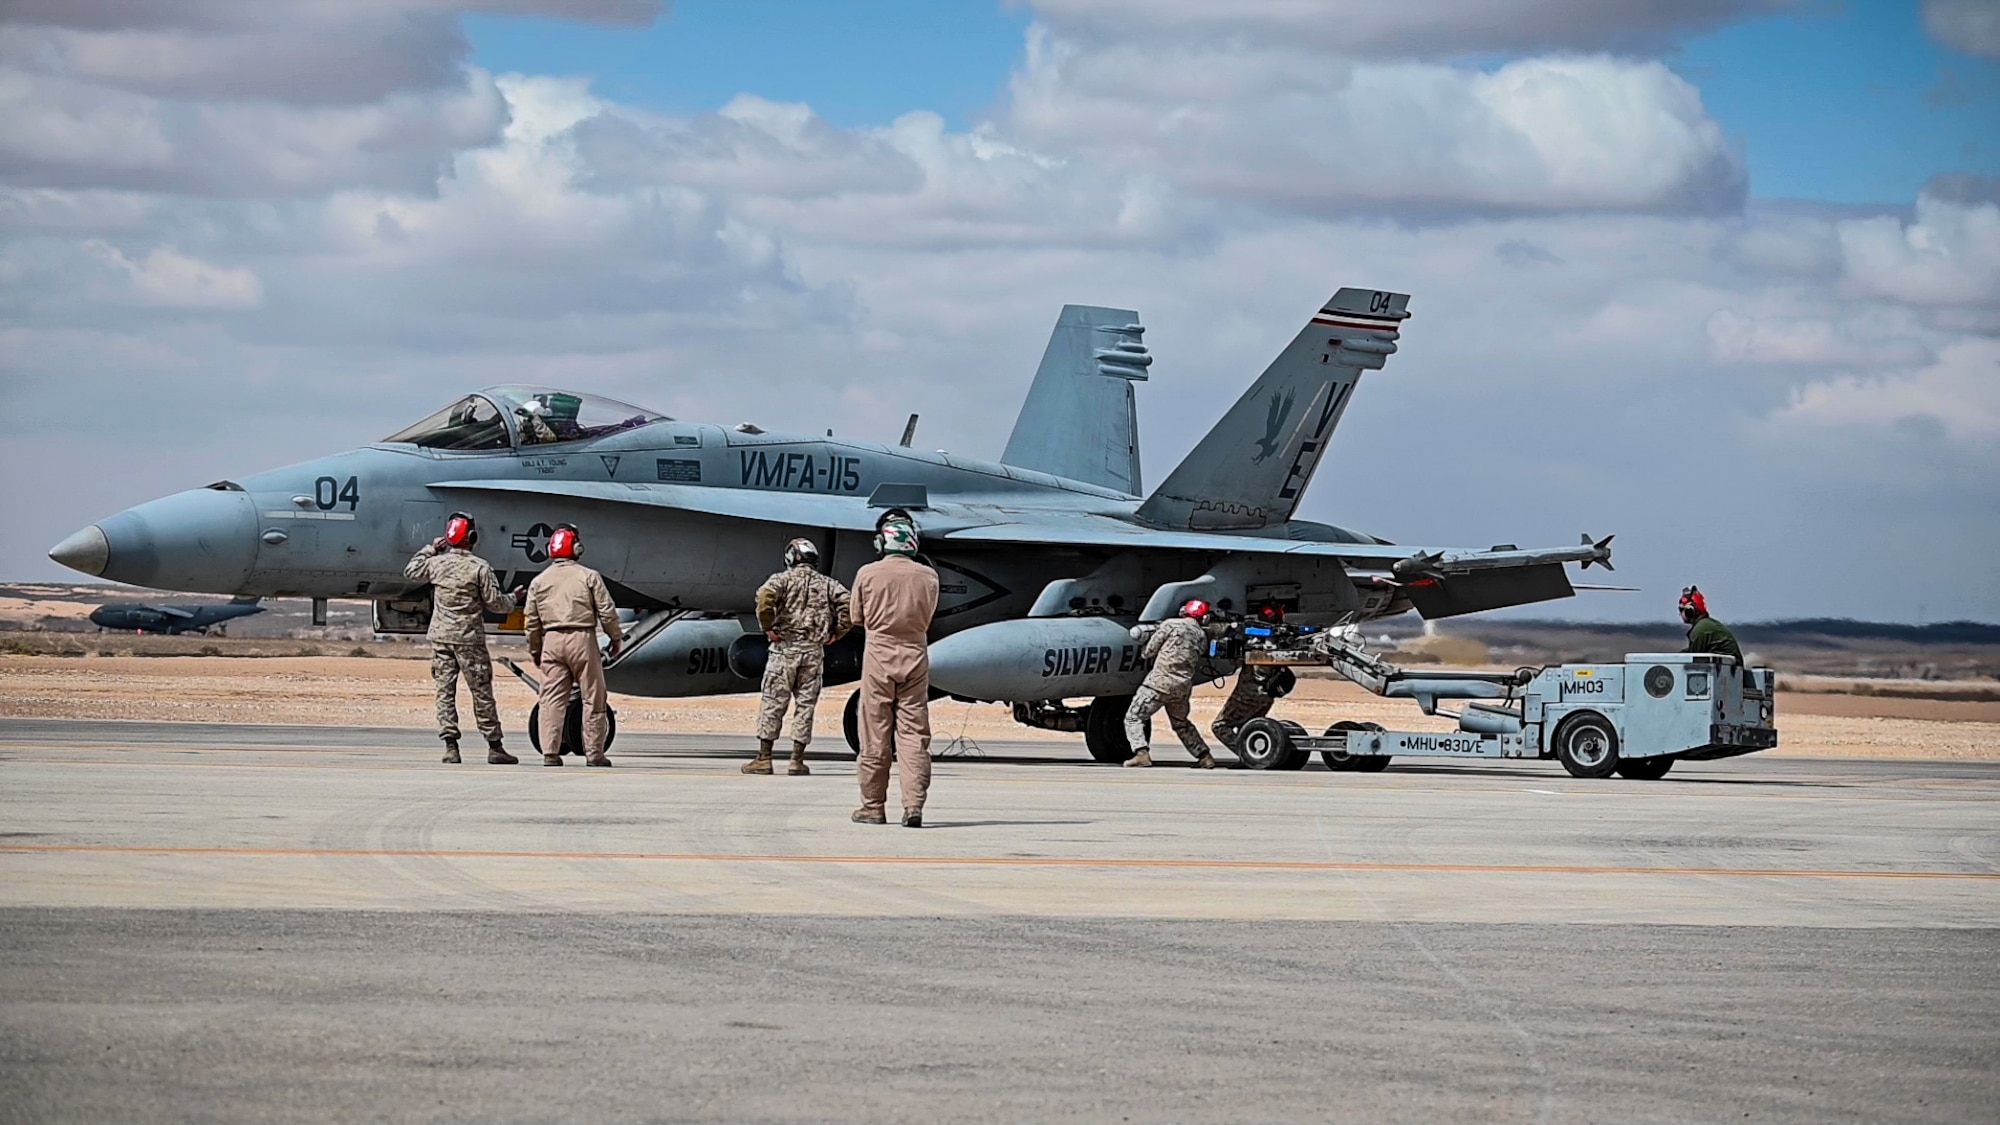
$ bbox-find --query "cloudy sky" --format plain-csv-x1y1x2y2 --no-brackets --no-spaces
3,0,1996,622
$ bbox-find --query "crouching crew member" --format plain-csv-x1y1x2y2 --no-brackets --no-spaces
746,537,852,776
1678,585,1743,661
850,519,938,828
1124,599,1220,769
524,524,623,767
404,512,516,765
1210,607,1297,755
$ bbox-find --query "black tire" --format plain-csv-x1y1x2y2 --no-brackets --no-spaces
1320,720,1381,772
843,689,897,760
527,695,617,755
1084,696,1140,763
1275,719,1311,770
1236,718,1298,770
1615,756,1674,780
1555,711,1620,779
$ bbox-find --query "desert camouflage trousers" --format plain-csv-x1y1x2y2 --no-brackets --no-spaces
1123,685,1211,760
1210,674,1275,750
756,641,825,745
431,642,502,744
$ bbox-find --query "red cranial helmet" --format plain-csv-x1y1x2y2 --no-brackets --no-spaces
444,512,477,548
549,523,582,560
1678,585,1707,617
1179,599,1211,621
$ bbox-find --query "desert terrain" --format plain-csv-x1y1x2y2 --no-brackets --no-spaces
4,582,1995,760
2,650,1995,760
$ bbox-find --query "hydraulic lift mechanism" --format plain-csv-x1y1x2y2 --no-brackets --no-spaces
1230,627,1778,779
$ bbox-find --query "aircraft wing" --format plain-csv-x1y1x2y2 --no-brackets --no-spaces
939,519,1612,577
155,605,197,619
436,480,1610,577
432,480,890,531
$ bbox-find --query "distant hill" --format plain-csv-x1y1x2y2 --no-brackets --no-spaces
1465,619,2000,645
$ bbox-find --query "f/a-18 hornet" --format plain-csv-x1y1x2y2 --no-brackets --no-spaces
49,287,1613,759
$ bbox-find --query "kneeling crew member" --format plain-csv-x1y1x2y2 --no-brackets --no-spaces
746,537,852,776
403,512,516,765
1124,599,1220,769
1678,585,1743,661
524,524,623,767
1211,607,1296,754
850,519,938,828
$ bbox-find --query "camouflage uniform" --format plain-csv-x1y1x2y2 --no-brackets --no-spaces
1211,665,1286,750
403,544,512,745
1123,616,1215,763
754,563,852,745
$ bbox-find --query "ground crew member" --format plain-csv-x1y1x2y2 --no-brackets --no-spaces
1124,599,1220,769
523,524,623,767
745,537,852,776
403,512,516,765
849,519,938,828
1210,607,1297,754
1679,585,1744,661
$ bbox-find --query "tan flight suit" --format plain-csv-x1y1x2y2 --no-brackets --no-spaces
403,544,512,747
850,554,939,816
755,563,852,746
1124,616,1215,762
524,558,623,761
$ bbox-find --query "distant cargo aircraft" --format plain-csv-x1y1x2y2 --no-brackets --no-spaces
89,597,264,636
50,287,1614,759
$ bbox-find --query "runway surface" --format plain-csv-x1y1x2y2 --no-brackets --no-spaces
1,718,1995,1123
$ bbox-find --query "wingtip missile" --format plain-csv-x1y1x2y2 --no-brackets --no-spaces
1579,533,1615,571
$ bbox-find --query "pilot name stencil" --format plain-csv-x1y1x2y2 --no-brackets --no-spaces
519,456,567,476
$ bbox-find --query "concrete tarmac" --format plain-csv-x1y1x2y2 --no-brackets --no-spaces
1,718,1995,1123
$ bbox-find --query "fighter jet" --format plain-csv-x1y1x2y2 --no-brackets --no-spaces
48,287,1612,759
89,596,263,636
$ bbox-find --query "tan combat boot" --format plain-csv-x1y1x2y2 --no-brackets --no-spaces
1124,748,1152,768
787,741,811,776
442,739,461,764
742,739,775,775
487,741,518,765
1191,754,1219,769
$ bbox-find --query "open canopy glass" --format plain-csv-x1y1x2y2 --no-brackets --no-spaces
384,387,670,450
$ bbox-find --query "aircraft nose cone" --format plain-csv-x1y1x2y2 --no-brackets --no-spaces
82,488,260,592
49,526,111,577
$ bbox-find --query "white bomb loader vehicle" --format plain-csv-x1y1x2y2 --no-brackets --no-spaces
1230,628,1777,779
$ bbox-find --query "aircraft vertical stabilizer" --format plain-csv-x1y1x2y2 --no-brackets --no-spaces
1135,288,1408,530
1000,305,1149,495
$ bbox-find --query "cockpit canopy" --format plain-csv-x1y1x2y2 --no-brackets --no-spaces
384,386,669,450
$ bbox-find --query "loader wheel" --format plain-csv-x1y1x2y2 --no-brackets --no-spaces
527,697,617,755
1321,721,1388,772
1555,712,1619,779
1084,696,1141,763
1615,756,1674,780
1236,718,1296,771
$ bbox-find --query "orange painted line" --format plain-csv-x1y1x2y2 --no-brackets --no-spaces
0,844,1993,881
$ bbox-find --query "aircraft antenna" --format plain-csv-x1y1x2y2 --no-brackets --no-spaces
899,414,919,447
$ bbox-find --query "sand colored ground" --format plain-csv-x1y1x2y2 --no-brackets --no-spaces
1,654,1994,760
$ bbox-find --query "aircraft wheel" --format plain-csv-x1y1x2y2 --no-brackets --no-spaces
1555,711,1620,779
1236,718,1296,771
1320,720,1381,771
1615,756,1674,780
1083,696,1140,763
842,690,897,760
527,695,617,755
